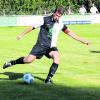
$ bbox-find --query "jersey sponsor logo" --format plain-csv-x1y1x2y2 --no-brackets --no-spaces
48,28,56,39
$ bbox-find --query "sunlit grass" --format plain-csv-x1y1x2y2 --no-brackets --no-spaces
0,24,100,100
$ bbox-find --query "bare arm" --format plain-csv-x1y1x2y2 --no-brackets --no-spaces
17,26,35,40
64,29,90,45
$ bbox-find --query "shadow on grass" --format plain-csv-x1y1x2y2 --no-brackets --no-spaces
0,72,45,82
0,72,24,80
90,50,100,53
0,80,100,100
0,72,100,100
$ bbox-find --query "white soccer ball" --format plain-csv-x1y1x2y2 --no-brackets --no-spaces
23,73,34,84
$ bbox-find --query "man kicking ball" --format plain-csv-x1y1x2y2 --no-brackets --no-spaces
2,6,90,83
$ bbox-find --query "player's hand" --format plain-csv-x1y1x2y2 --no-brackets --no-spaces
83,40,90,45
16,35,23,40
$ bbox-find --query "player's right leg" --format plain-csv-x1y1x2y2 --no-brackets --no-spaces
3,55,36,69
45,50,59,84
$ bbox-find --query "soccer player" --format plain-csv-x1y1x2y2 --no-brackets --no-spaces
2,6,90,83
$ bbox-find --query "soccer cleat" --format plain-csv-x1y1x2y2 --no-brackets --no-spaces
3,61,12,69
45,77,53,84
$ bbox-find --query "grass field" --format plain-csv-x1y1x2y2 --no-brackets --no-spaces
0,24,100,100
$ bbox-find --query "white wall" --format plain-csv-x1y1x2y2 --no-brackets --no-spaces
0,14,100,26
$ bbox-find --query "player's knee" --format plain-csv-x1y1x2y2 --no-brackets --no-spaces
52,52,59,64
54,61,59,65
27,59,33,63
53,56,60,64
24,58,32,63
24,56,36,63
53,58,59,64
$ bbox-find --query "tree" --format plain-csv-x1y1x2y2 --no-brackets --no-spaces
0,0,99,15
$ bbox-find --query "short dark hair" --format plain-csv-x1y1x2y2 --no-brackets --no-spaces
54,6,65,15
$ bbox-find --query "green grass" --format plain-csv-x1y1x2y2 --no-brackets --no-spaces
0,24,100,100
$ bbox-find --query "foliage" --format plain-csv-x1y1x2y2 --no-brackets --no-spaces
0,0,99,15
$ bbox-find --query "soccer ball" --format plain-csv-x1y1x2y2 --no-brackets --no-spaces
23,73,34,84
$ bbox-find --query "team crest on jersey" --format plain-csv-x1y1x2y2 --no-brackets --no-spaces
48,28,56,39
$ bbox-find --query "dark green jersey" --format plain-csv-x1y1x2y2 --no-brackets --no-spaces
34,15,67,48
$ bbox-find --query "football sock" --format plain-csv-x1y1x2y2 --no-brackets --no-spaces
10,57,25,65
47,63,59,78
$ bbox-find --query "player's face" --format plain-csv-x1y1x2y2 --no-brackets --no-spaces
53,12,62,21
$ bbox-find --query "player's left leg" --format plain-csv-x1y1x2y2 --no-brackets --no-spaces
45,51,59,83
3,55,36,69
3,44,44,69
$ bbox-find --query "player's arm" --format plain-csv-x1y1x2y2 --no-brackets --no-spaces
17,16,44,40
62,25,90,45
17,26,35,40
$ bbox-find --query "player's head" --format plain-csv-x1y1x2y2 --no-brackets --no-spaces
53,6,65,21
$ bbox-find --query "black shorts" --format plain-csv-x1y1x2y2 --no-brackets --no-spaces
29,45,58,59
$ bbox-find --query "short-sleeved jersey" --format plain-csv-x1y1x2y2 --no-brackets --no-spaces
33,15,67,48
